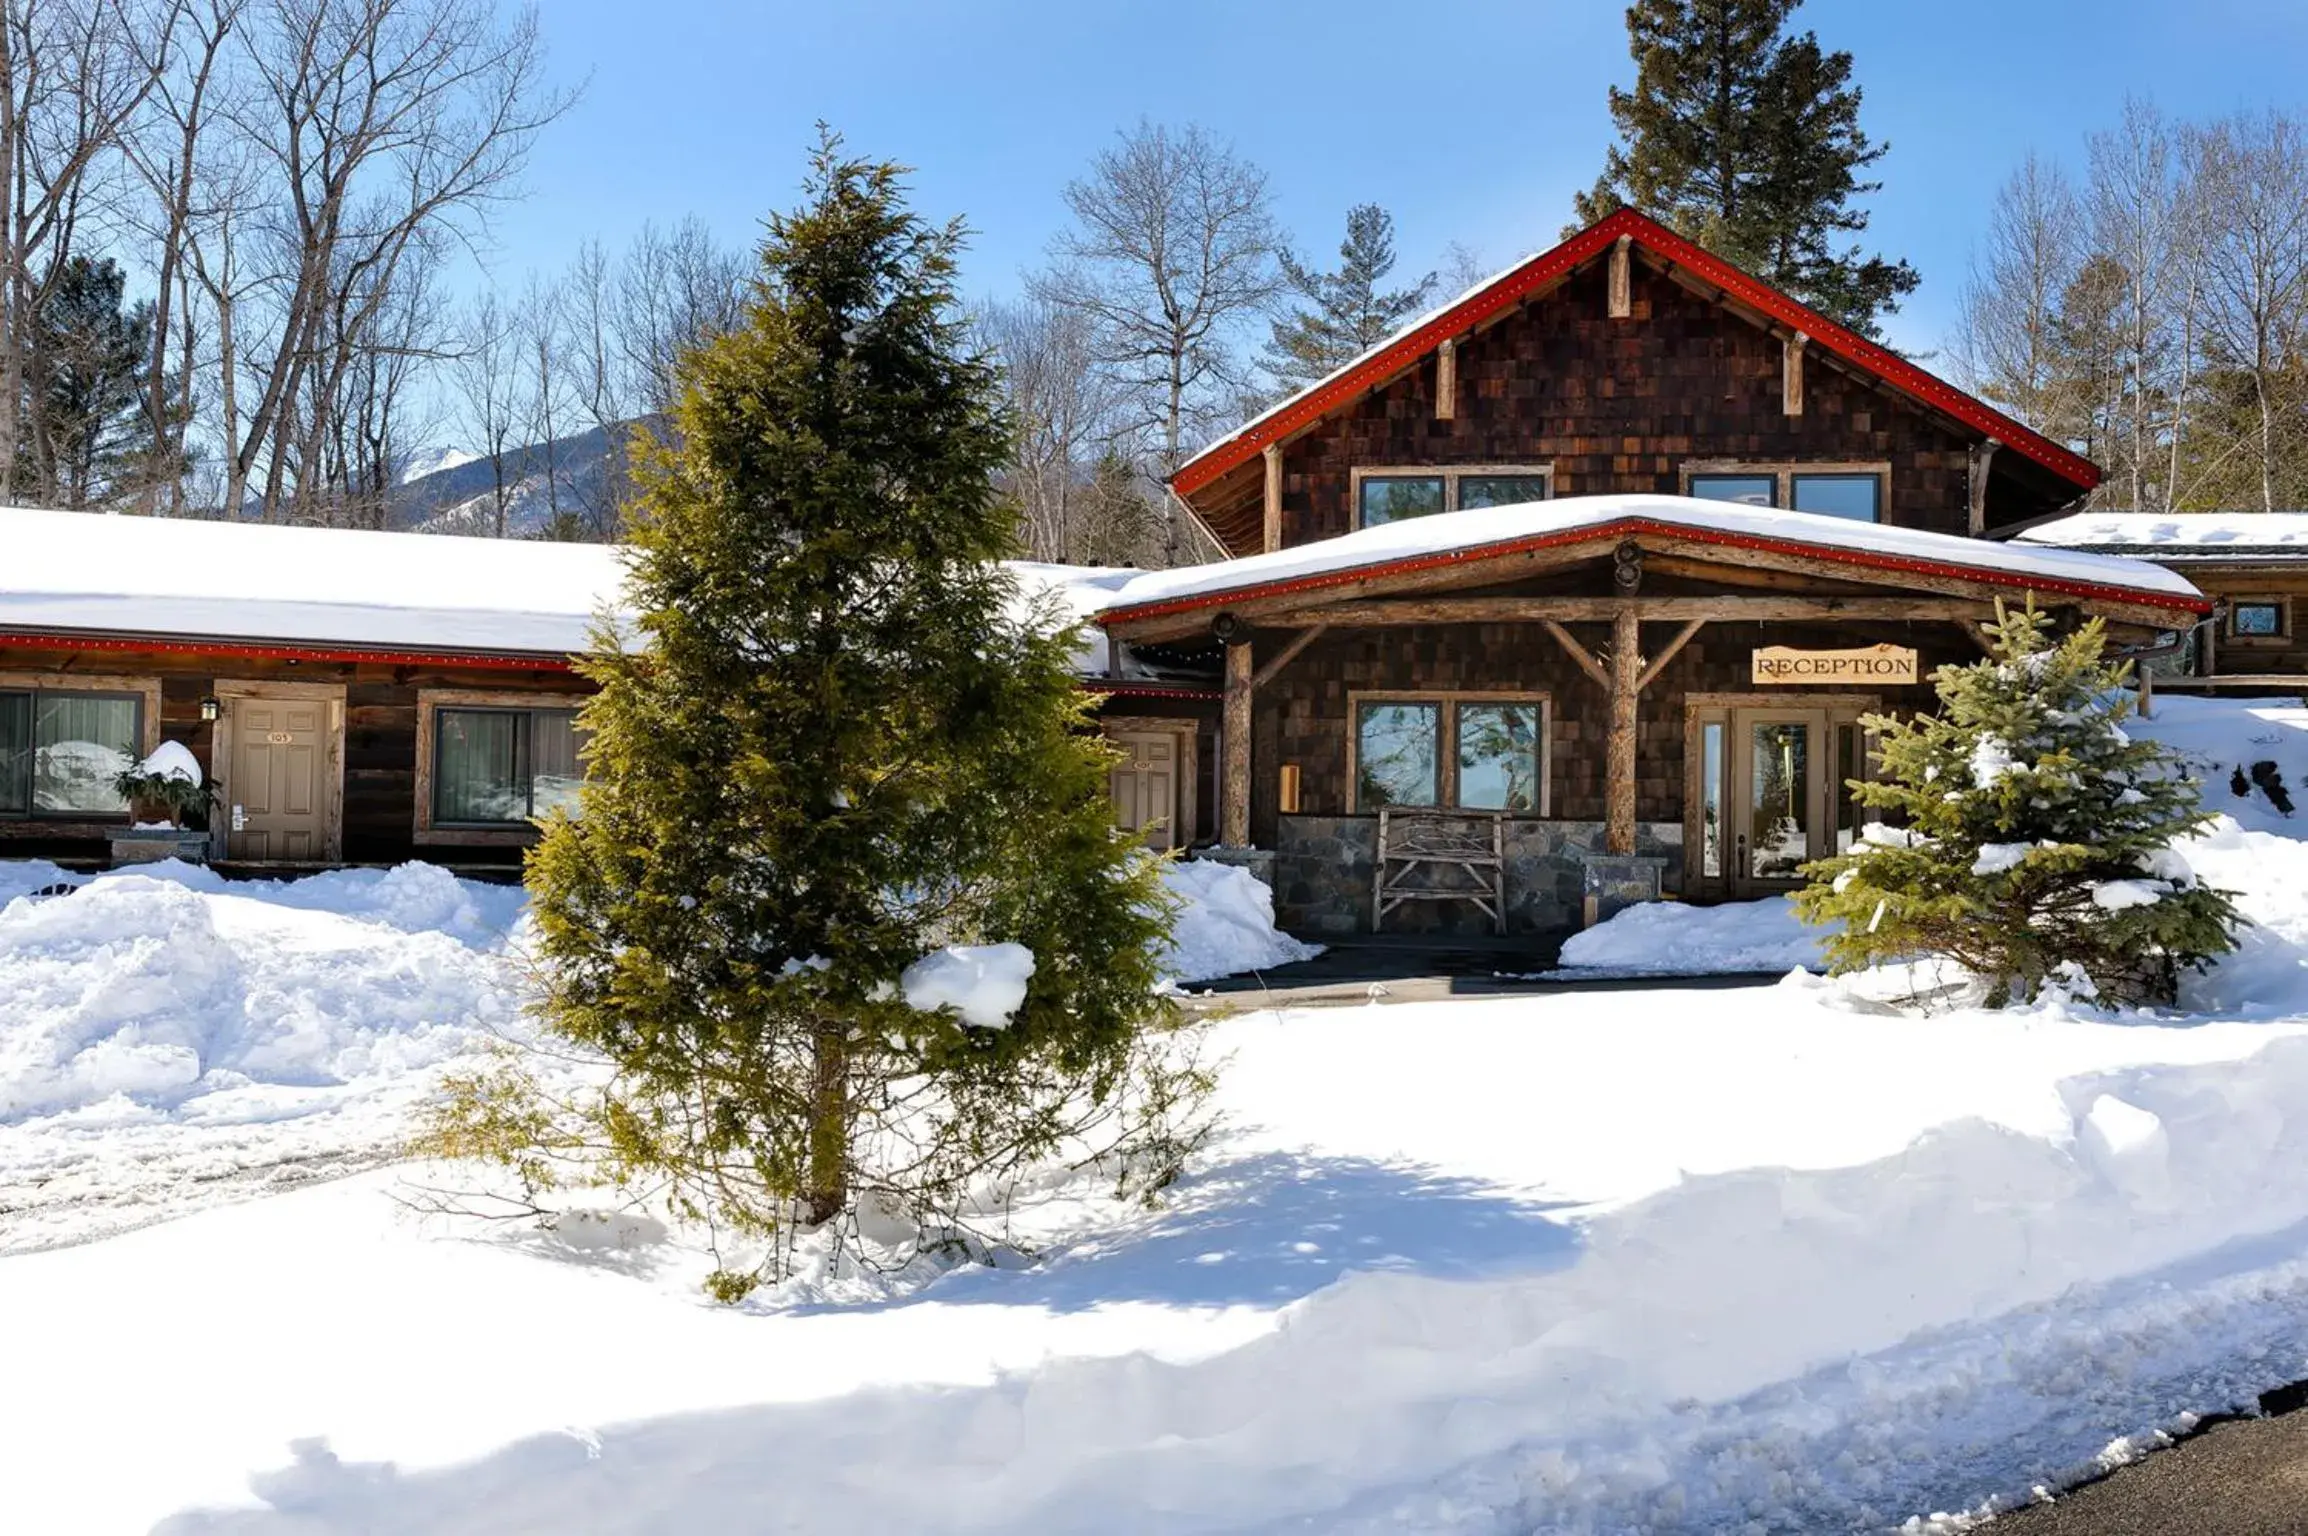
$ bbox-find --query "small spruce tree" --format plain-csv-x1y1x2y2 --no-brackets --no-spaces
1794,602,2240,1006
423,132,1203,1299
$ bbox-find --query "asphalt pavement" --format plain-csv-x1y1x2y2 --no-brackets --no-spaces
1989,1405,2308,1534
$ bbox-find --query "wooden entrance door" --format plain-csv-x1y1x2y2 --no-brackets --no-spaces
218,687,343,861
1108,729,1180,850
1696,705,1874,901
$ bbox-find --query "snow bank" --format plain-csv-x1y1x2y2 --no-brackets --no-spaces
0,861,529,1252
1159,857,1320,982
899,943,1035,1029
2133,691,2308,836
1557,894,1829,974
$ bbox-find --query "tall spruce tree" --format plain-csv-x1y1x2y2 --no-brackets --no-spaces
1263,204,1436,390
428,133,1200,1299
1573,0,1919,336
1794,603,2239,1007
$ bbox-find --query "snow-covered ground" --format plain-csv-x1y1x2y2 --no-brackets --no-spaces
12,693,2308,1532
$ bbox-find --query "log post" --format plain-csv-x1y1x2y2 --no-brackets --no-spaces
1782,332,1806,416
1968,439,2000,536
1608,234,1633,318
1434,336,1456,421
1261,443,1283,553
1606,604,1640,855
1222,637,1253,847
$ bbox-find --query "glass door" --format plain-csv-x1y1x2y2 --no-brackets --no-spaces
1730,711,1825,894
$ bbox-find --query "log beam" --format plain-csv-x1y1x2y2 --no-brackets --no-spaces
1249,624,1326,690
1222,639,1252,847
1261,443,1283,553
1636,617,1707,691
1606,605,1641,855
1783,332,1807,416
1261,595,1998,627
1435,337,1456,421
1608,234,1633,318
1539,619,1609,688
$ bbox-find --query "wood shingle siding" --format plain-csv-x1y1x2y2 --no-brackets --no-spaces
1269,262,1979,550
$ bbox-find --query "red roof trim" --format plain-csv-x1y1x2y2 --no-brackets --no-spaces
1171,208,2101,503
1078,679,1223,701
1095,517,2209,628
0,628,578,672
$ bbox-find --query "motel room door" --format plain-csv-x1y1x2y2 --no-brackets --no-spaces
1698,706,1872,901
1108,729,1181,850
216,685,344,861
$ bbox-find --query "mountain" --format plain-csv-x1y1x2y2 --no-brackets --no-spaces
391,419,656,539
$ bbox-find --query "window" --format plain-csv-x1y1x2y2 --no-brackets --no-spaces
0,687,143,818
1689,473,1777,508
1355,702,1440,807
2230,600,2287,639
1455,474,1552,511
1684,464,1886,522
431,706,584,827
1352,695,1548,813
1358,476,1445,528
1352,466,1554,527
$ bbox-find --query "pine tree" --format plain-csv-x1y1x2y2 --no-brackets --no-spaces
425,133,1203,1299
1572,0,1919,336
1263,204,1436,390
21,256,163,507
1794,603,2240,1007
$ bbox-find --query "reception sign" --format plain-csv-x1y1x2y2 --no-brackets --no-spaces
1751,644,1918,685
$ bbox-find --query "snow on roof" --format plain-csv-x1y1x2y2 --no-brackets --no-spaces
1100,494,2206,620
1001,562,1145,675
2017,512,2308,559
0,505,630,655
0,506,1149,672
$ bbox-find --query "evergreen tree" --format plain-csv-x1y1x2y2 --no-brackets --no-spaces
21,256,163,507
1263,204,1435,390
1573,0,1919,336
1794,603,2240,1007
425,133,1202,1299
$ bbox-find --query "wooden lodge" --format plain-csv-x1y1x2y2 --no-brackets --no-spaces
1097,209,2212,935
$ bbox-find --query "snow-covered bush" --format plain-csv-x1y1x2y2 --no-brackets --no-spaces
1795,602,2241,1006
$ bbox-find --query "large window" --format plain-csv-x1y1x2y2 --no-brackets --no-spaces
1685,464,1885,522
431,706,584,827
1353,695,1547,813
0,686,143,818
1354,465,1554,528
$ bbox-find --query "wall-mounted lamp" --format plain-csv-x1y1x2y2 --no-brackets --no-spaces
1277,763,1301,815
198,695,220,722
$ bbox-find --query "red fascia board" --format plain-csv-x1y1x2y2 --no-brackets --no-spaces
1171,208,2101,501
1095,518,2210,629
0,628,577,672
1080,680,1223,701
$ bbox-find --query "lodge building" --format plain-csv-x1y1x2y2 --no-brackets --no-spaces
0,208,2279,943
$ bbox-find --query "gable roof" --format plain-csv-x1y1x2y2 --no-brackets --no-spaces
1097,494,2205,641
1170,207,2102,505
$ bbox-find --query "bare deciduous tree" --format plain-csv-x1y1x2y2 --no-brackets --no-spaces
1035,121,1282,565
1954,152,2082,436
2188,109,2308,512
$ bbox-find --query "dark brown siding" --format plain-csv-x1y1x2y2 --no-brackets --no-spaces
1275,261,1978,548
1252,619,1964,848
0,644,586,865
2172,566,2308,675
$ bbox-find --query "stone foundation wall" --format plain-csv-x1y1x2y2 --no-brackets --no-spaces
1273,815,1683,936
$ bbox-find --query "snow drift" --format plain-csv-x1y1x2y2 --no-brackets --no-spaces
1158,857,1320,982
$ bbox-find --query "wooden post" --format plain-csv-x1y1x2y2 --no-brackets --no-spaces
1261,443,1283,553
2138,659,2154,719
1607,234,1633,318
1434,337,1456,421
1968,439,2000,536
1223,638,1253,847
1606,604,1640,855
1782,332,1806,416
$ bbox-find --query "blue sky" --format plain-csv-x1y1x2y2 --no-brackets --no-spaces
491,0,2307,359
